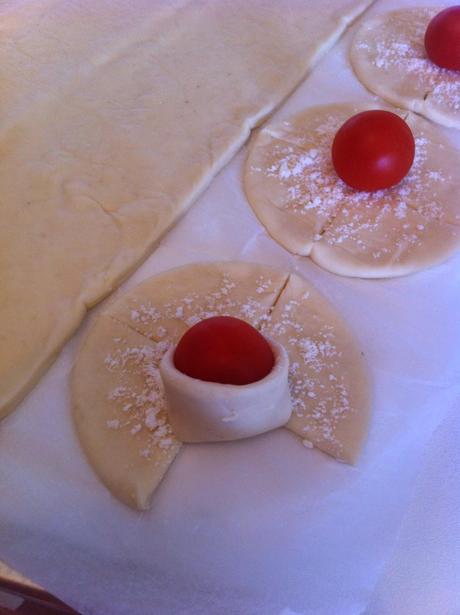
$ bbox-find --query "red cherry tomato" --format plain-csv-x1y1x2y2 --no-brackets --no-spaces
174,316,274,385
331,110,415,192
425,6,460,71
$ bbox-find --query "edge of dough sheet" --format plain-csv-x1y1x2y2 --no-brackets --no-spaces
0,0,376,421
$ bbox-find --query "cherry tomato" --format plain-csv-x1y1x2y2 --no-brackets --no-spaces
331,110,415,192
425,6,460,71
174,316,274,385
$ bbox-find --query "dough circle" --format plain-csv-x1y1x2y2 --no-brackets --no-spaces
350,8,460,128
71,262,371,510
244,103,460,278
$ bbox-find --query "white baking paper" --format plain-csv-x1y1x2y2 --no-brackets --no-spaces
366,399,460,614
1,1,460,614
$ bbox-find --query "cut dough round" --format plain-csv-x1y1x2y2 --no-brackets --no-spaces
244,103,460,278
350,8,460,128
71,262,370,509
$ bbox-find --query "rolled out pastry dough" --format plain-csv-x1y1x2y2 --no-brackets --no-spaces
0,0,373,419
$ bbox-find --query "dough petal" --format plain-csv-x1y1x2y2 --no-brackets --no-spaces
108,262,290,339
244,105,362,255
311,205,460,279
72,262,289,509
0,0,373,420
350,8,460,128
262,274,371,463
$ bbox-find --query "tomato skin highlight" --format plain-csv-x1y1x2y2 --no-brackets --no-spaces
173,316,275,385
331,110,415,192
425,6,460,71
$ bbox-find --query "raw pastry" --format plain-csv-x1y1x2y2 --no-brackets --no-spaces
244,103,460,278
70,316,182,511
72,262,289,509
0,0,374,420
350,8,460,128
264,273,371,462
71,262,370,509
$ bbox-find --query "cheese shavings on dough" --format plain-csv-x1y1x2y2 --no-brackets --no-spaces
72,263,370,509
351,8,460,127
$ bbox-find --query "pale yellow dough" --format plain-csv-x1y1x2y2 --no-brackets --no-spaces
71,262,371,509
244,103,460,278
0,0,374,420
350,8,460,128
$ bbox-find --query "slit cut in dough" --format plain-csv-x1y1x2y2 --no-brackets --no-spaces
350,7,460,128
244,103,460,278
71,262,371,510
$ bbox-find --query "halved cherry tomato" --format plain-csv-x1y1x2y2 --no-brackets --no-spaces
174,316,274,385
331,110,415,192
425,6,460,71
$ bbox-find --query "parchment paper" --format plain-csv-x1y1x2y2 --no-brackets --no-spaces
1,1,459,614
366,399,460,614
